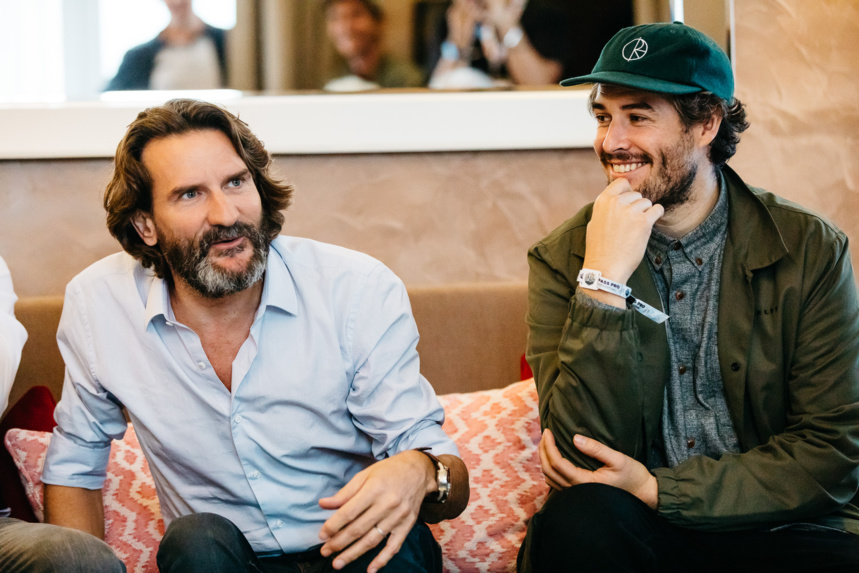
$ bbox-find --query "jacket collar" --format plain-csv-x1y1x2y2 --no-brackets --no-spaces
722,165,788,274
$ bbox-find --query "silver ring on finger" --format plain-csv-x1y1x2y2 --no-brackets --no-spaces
375,526,387,537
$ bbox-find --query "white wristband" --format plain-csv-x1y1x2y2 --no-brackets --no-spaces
577,269,669,324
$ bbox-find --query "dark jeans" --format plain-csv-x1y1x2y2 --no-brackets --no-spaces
518,483,859,573
157,513,441,573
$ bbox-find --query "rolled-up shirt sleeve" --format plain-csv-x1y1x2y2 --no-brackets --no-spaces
0,256,27,415
346,263,459,459
41,281,129,490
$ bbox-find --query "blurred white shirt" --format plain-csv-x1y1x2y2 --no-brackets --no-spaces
0,256,28,415
150,36,221,90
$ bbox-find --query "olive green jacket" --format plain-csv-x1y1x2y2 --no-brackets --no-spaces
526,166,859,533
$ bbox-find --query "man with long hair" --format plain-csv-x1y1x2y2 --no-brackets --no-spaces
520,22,859,571
41,99,468,572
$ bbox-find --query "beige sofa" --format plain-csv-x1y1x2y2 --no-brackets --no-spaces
4,282,544,573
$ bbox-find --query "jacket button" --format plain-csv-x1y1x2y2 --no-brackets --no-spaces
672,242,682,251
731,362,740,372
675,291,685,301
686,438,696,448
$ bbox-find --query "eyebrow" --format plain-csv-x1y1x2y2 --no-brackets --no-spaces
591,101,656,112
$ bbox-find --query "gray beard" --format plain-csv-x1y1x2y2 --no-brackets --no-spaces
160,221,269,298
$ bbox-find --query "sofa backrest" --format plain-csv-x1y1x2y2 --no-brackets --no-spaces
8,296,65,412
409,283,529,395
7,283,528,413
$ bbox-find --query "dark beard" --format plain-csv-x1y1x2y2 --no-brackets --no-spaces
601,133,698,214
159,221,269,298
638,150,697,213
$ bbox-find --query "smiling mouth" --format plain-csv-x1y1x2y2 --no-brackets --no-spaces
611,162,647,173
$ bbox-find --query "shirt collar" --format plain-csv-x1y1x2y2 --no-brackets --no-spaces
259,242,297,316
143,273,174,330
647,174,729,270
141,242,298,330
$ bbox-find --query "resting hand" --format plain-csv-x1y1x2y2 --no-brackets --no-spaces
318,450,434,572
583,178,664,291
539,429,658,509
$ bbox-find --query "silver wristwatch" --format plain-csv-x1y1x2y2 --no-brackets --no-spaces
415,447,450,503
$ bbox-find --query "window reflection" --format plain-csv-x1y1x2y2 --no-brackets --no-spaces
1,0,722,103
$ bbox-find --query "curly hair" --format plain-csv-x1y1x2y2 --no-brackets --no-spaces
670,91,749,167
104,98,293,278
588,85,750,168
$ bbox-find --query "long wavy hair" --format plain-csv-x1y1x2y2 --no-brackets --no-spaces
104,99,293,278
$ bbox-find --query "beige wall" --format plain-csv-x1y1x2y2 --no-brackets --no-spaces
1,0,857,297
0,150,604,297
730,0,859,232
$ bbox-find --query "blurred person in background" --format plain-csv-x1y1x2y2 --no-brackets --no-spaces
106,0,226,91
323,0,424,91
429,0,632,89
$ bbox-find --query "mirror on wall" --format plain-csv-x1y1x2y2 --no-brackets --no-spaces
1,0,730,104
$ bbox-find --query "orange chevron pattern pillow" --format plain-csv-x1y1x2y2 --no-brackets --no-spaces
430,378,547,572
5,379,545,573
5,425,164,573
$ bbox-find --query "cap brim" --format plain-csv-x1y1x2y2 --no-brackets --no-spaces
560,71,703,95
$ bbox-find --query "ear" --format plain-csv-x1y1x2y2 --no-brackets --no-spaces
696,112,722,148
131,211,158,247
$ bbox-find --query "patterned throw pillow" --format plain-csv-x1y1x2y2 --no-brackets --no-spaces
4,379,545,573
4,425,164,573
430,378,547,573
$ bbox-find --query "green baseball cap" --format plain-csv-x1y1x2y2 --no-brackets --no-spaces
560,21,734,101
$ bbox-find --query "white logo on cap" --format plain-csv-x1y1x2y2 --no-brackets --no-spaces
622,38,648,61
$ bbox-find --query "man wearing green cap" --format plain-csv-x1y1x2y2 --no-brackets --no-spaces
519,21,859,571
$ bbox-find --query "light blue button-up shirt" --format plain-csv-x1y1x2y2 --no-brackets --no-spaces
42,237,458,554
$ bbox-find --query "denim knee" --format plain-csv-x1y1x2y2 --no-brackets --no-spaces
0,520,125,573
157,513,257,573
538,483,647,541
519,483,663,572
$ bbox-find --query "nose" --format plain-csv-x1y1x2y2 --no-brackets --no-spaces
206,189,240,228
600,120,630,153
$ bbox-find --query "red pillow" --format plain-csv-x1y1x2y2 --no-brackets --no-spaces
520,353,533,381
0,385,57,521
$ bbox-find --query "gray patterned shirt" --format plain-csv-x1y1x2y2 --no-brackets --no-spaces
646,179,740,468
